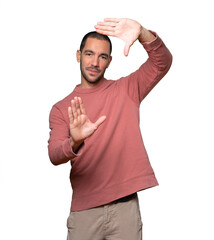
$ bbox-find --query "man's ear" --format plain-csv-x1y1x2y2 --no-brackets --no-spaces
76,50,81,63
107,56,112,68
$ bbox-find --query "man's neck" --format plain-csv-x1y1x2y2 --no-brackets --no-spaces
80,78,105,89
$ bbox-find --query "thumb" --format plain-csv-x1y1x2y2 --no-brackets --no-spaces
94,116,106,129
124,42,131,56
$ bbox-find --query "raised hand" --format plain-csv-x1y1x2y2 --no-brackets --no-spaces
95,18,142,56
68,97,106,145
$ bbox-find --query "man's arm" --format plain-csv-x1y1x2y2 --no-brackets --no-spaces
48,105,78,166
95,18,172,102
48,97,106,165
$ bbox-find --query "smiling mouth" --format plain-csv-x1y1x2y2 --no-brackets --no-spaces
86,67,101,74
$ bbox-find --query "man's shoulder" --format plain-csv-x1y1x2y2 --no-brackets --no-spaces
53,90,76,110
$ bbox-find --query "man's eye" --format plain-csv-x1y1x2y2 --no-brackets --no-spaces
101,56,107,60
86,53,92,56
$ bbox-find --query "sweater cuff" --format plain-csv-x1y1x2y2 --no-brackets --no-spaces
63,138,83,159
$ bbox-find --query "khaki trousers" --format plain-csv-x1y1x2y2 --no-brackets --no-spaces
67,193,142,240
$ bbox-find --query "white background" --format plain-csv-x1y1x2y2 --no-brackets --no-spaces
0,0,213,239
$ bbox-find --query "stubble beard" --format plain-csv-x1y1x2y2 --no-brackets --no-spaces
80,61,105,84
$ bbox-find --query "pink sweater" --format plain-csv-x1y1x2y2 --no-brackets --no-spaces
48,33,172,211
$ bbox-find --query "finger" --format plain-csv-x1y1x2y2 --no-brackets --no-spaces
124,43,131,56
71,100,78,119
75,97,81,116
68,106,74,123
96,21,117,27
95,25,115,32
78,97,87,115
103,18,121,23
95,28,115,36
94,116,106,129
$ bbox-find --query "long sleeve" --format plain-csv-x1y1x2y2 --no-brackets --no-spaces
48,105,79,165
120,32,173,104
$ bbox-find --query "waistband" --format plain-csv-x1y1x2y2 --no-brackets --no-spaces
112,192,137,204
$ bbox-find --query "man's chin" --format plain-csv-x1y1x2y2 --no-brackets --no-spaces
81,69,104,85
85,76,104,84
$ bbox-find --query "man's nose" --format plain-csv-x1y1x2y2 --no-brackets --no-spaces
91,56,99,66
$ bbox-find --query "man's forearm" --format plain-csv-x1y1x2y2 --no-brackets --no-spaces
71,137,84,154
138,27,156,43
133,32,172,101
48,138,80,166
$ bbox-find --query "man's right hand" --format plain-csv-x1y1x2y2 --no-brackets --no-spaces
68,97,106,150
95,18,142,56
94,18,156,56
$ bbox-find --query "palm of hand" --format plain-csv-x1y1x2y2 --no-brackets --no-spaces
115,19,142,49
95,18,142,56
68,97,106,144
69,114,97,142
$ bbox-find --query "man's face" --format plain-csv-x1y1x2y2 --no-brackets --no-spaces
77,37,112,87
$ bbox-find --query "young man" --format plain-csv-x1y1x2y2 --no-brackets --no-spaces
48,18,172,240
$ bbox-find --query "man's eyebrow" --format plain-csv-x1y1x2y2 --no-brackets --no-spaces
84,50,94,54
84,50,110,57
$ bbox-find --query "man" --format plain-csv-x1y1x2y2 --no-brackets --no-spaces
48,18,172,240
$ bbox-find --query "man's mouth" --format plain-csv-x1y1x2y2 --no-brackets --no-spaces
86,67,101,74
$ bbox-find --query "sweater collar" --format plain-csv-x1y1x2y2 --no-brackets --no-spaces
74,78,108,94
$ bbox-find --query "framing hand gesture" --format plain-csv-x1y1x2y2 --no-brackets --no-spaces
68,97,106,145
95,18,142,56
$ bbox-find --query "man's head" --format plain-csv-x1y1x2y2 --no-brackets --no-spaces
80,31,112,55
76,31,112,88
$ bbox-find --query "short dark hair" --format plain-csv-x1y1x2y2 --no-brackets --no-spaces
80,31,112,55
